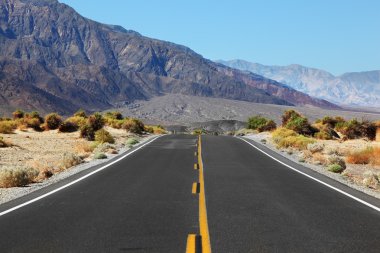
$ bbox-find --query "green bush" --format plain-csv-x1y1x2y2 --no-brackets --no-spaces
104,111,123,120
0,167,39,187
95,129,115,144
88,112,105,131
45,113,62,130
281,110,315,135
126,138,139,146
247,116,277,132
94,152,107,159
80,124,95,141
327,164,344,173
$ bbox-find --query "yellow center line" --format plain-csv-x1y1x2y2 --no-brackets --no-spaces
198,135,212,253
186,234,196,253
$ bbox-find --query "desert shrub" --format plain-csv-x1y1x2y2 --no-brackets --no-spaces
74,141,96,154
247,116,277,132
336,119,376,140
60,153,82,170
328,164,344,173
0,167,39,187
0,120,17,134
44,113,62,130
88,112,105,131
346,147,380,165
94,152,107,159
277,135,315,150
12,109,24,120
314,130,333,140
58,120,79,133
319,116,346,128
105,118,124,129
66,116,87,128
104,111,123,120
122,118,145,134
74,109,87,118
281,110,315,135
327,155,346,169
23,117,42,131
80,124,95,141
126,138,139,147
362,171,379,188
95,129,115,144
272,128,298,142
312,153,328,165
144,125,166,134
307,143,324,153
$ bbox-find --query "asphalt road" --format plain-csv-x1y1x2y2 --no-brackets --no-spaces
0,135,198,253
202,135,380,253
1,134,380,252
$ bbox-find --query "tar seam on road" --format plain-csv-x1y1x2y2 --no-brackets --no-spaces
237,137,380,212
198,135,212,253
0,136,161,217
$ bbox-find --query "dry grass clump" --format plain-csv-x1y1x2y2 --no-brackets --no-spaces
74,141,97,154
346,147,380,165
60,152,82,170
95,129,115,144
312,153,328,165
272,128,315,150
0,167,39,188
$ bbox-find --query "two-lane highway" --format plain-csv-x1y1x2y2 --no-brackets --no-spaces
1,134,380,252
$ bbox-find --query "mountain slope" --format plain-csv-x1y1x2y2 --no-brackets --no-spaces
218,59,380,107
0,0,337,116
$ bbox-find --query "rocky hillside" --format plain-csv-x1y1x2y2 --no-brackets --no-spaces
0,0,337,116
218,59,380,107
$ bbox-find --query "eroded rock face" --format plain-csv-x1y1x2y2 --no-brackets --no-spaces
0,0,337,116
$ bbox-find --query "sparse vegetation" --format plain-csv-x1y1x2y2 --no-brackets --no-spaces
95,129,115,144
247,116,276,132
0,120,17,134
126,137,139,147
346,147,380,165
272,127,315,150
327,164,344,173
0,167,39,187
94,152,107,159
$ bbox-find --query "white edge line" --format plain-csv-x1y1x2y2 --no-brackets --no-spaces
0,136,161,217
237,137,380,212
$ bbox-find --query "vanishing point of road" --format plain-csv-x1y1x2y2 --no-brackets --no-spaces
1,134,380,252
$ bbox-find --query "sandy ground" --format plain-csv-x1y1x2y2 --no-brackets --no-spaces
0,127,158,204
245,132,380,199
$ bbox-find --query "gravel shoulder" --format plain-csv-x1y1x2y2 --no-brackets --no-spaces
244,132,380,200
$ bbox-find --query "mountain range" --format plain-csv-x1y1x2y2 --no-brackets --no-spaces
0,0,337,116
217,59,380,107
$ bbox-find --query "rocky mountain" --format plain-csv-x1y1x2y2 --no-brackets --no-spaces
0,0,337,116
217,59,380,107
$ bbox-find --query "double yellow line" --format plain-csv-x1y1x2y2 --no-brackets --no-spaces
187,135,212,253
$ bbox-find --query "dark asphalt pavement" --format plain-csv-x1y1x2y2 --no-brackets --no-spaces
0,135,198,253
1,134,380,252
202,135,380,253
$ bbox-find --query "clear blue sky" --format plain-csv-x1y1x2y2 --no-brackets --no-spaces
59,0,380,75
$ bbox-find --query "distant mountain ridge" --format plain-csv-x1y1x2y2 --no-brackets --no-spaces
217,59,380,107
0,0,337,116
